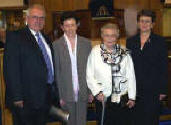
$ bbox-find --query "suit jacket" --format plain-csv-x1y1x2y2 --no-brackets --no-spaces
126,33,168,97
3,27,59,109
0,41,4,48
53,35,92,102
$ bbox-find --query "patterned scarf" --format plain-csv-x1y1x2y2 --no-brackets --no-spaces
100,44,130,94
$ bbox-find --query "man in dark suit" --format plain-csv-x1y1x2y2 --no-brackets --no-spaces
3,4,59,125
53,12,93,125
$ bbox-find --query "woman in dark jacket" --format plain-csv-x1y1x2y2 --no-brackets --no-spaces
126,10,168,125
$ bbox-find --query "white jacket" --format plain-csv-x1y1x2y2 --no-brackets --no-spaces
86,44,136,102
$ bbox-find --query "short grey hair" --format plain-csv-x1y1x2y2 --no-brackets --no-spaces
101,23,120,38
26,4,46,16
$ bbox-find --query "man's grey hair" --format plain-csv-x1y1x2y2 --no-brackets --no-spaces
26,4,46,16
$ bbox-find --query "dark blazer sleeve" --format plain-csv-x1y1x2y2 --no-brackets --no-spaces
126,37,133,50
3,31,23,102
49,41,60,107
52,41,63,101
156,36,168,94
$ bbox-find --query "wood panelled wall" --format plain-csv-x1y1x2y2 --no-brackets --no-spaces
29,0,163,11
163,8,171,36
114,0,163,10
114,0,150,9
52,10,125,40
28,0,165,36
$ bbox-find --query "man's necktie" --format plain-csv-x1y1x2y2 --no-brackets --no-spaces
35,32,54,84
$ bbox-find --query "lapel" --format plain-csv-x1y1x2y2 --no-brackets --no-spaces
42,32,52,47
23,26,47,66
23,26,41,51
141,32,153,52
60,36,72,65
148,32,155,46
134,33,141,51
133,33,155,57
24,26,52,50
77,36,82,68
60,35,82,74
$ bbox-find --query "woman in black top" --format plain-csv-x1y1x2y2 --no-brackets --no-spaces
126,10,168,125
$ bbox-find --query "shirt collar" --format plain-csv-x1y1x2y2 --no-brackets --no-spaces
29,28,40,36
64,33,77,42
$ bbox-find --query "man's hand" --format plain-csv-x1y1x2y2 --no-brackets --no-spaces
14,101,24,108
127,100,135,108
159,94,167,101
60,99,65,107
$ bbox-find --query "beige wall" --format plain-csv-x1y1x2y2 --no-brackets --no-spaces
0,0,23,7
163,8,171,37
165,0,171,4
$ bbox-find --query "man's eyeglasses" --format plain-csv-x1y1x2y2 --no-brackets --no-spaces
29,16,45,20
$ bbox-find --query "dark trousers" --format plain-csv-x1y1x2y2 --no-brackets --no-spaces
11,84,59,125
12,106,49,125
95,99,103,125
133,96,160,125
95,97,134,125
105,97,134,125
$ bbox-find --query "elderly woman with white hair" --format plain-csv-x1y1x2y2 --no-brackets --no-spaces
86,23,136,125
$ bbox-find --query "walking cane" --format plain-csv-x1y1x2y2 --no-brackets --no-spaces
101,97,107,125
